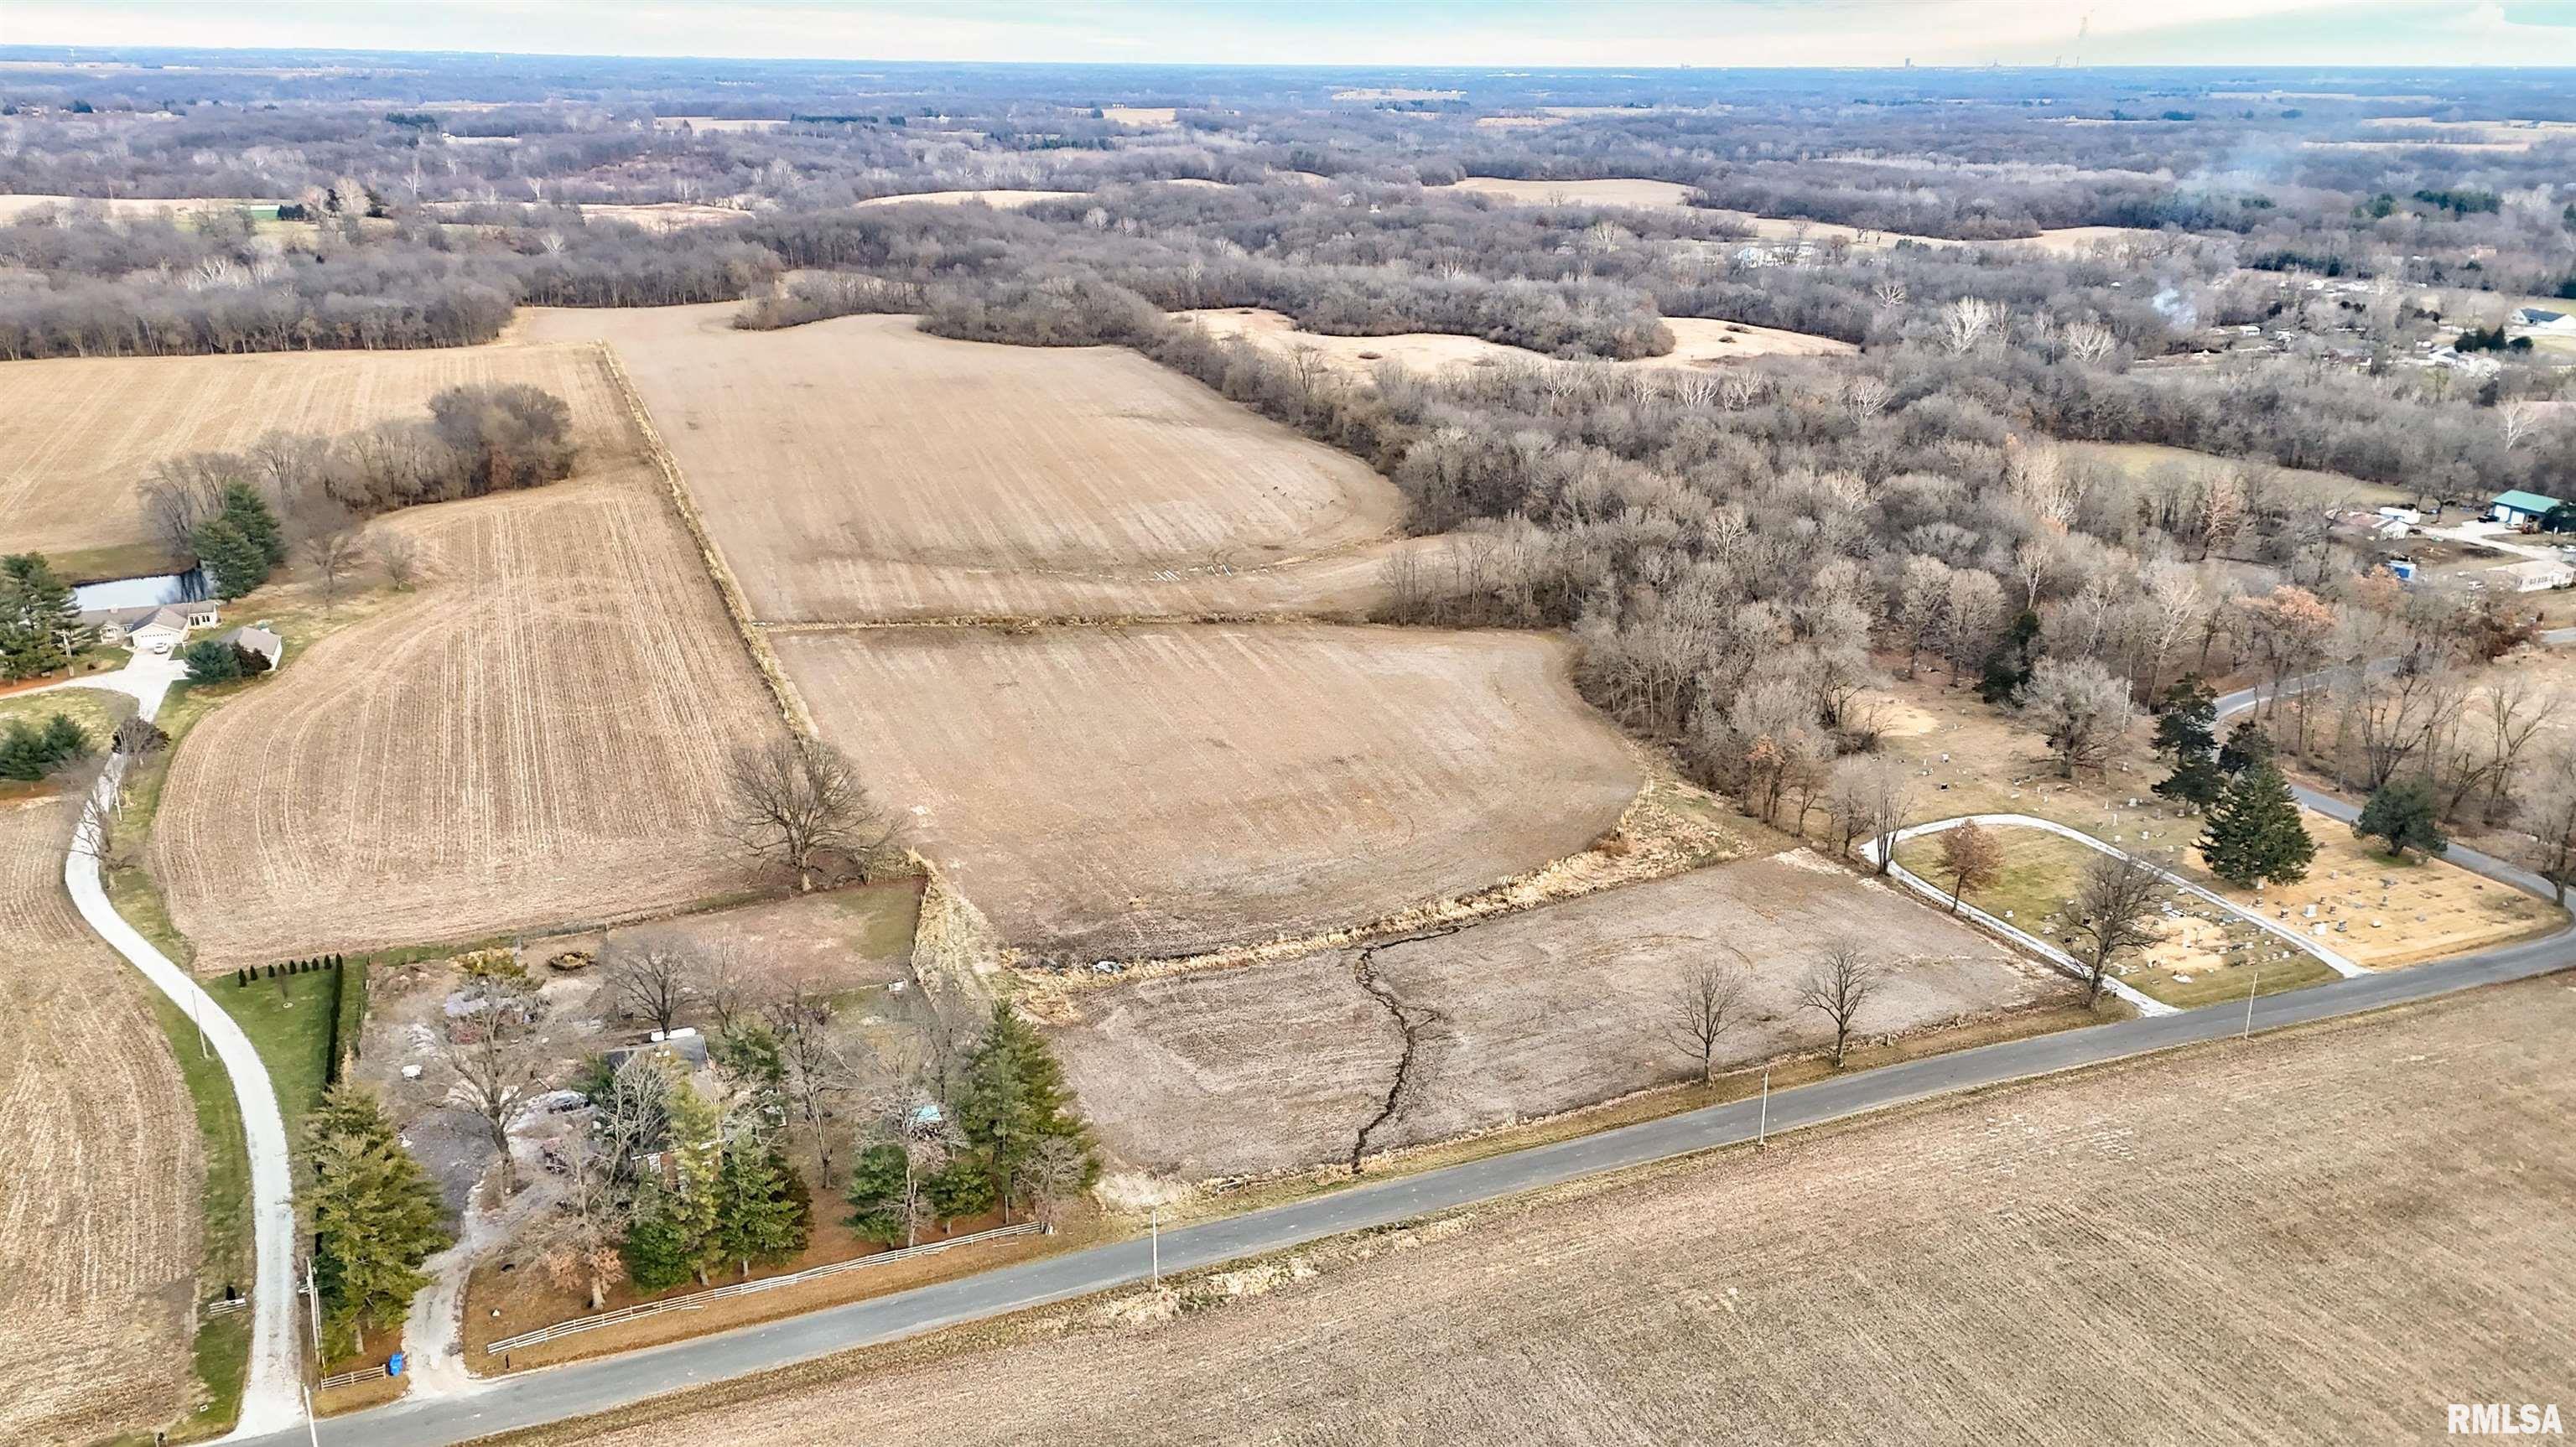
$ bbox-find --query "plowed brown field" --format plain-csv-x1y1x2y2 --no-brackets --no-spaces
775,624,1639,960
520,977,2576,1447
0,342,631,574
0,795,200,1442
520,306,1410,621
148,466,791,969
1058,850,2064,1176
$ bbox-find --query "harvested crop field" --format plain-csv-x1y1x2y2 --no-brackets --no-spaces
0,340,631,576
1056,850,2064,1177
524,305,1412,621
148,467,792,970
538,977,2576,1447
0,796,200,1443
1176,308,1852,381
1447,175,1698,209
776,624,1639,961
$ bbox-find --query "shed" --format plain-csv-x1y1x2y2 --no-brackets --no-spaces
2490,490,2563,528
222,625,283,671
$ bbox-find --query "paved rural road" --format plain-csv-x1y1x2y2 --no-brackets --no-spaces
56,656,307,1439
248,924,2576,1447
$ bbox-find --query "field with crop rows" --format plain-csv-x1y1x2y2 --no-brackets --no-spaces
1058,850,2062,1176
0,796,200,1442
538,976,2576,1447
0,340,632,574
522,305,1410,621
148,466,791,969
776,624,1639,961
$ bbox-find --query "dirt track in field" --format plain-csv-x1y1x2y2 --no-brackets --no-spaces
0,341,631,572
519,306,1412,622
0,796,200,1443
148,465,791,969
521,975,2576,1447
1057,850,2064,1176
776,624,1639,962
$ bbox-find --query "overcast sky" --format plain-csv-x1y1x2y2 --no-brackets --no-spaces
9,0,2576,69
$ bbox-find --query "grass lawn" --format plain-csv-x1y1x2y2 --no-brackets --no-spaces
145,991,254,1443
0,682,132,744
218,966,345,1128
1897,826,2340,1011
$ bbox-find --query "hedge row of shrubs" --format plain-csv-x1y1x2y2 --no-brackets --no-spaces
230,953,368,1083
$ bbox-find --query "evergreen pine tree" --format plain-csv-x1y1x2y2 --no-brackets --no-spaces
2218,721,2275,776
665,1081,724,1284
711,1145,809,1275
302,1084,449,1357
952,1004,1096,1221
0,553,85,680
2155,753,2227,810
2354,776,2448,858
619,1180,696,1293
2199,763,2316,887
219,481,288,567
2151,677,2216,760
193,516,270,600
843,1141,913,1247
1976,610,2041,704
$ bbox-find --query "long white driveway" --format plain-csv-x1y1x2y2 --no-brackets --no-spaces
54,656,304,1438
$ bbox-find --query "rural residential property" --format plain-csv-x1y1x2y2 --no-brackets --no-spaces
0,9,2569,1447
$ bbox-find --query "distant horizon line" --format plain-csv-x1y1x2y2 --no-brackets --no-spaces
2,44,2571,75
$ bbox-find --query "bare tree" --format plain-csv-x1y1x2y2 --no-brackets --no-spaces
538,1131,627,1311
762,981,865,1177
1666,956,1752,1084
2516,744,2576,905
1014,1133,1096,1227
1935,820,2004,912
1938,296,1999,355
301,528,363,612
604,933,700,1035
2065,851,2165,1007
1797,940,1881,1068
369,528,421,591
439,978,550,1195
2019,656,2142,778
1829,754,1917,874
720,736,900,893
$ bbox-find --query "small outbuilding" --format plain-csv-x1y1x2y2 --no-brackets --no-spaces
222,625,284,672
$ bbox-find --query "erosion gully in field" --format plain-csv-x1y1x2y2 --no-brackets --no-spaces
1054,851,2065,1177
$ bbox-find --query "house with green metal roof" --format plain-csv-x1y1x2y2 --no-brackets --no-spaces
2489,490,2563,528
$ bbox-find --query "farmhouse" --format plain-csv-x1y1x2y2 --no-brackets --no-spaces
2511,306,2576,336
79,603,218,651
2495,558,2575,593
2487,490,2563,528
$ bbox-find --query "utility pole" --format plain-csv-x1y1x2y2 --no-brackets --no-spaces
1149,1206,1161,1287
1757,1068,1770,1148
2243,969,2259,1039
304,1256,324,1372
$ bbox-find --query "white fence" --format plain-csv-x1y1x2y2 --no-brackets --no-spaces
486,1220,1051,1355
316,1363,387,1393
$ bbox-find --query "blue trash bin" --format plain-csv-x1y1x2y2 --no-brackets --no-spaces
388,1351,406,1377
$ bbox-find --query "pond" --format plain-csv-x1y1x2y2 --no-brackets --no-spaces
72,566,210,612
